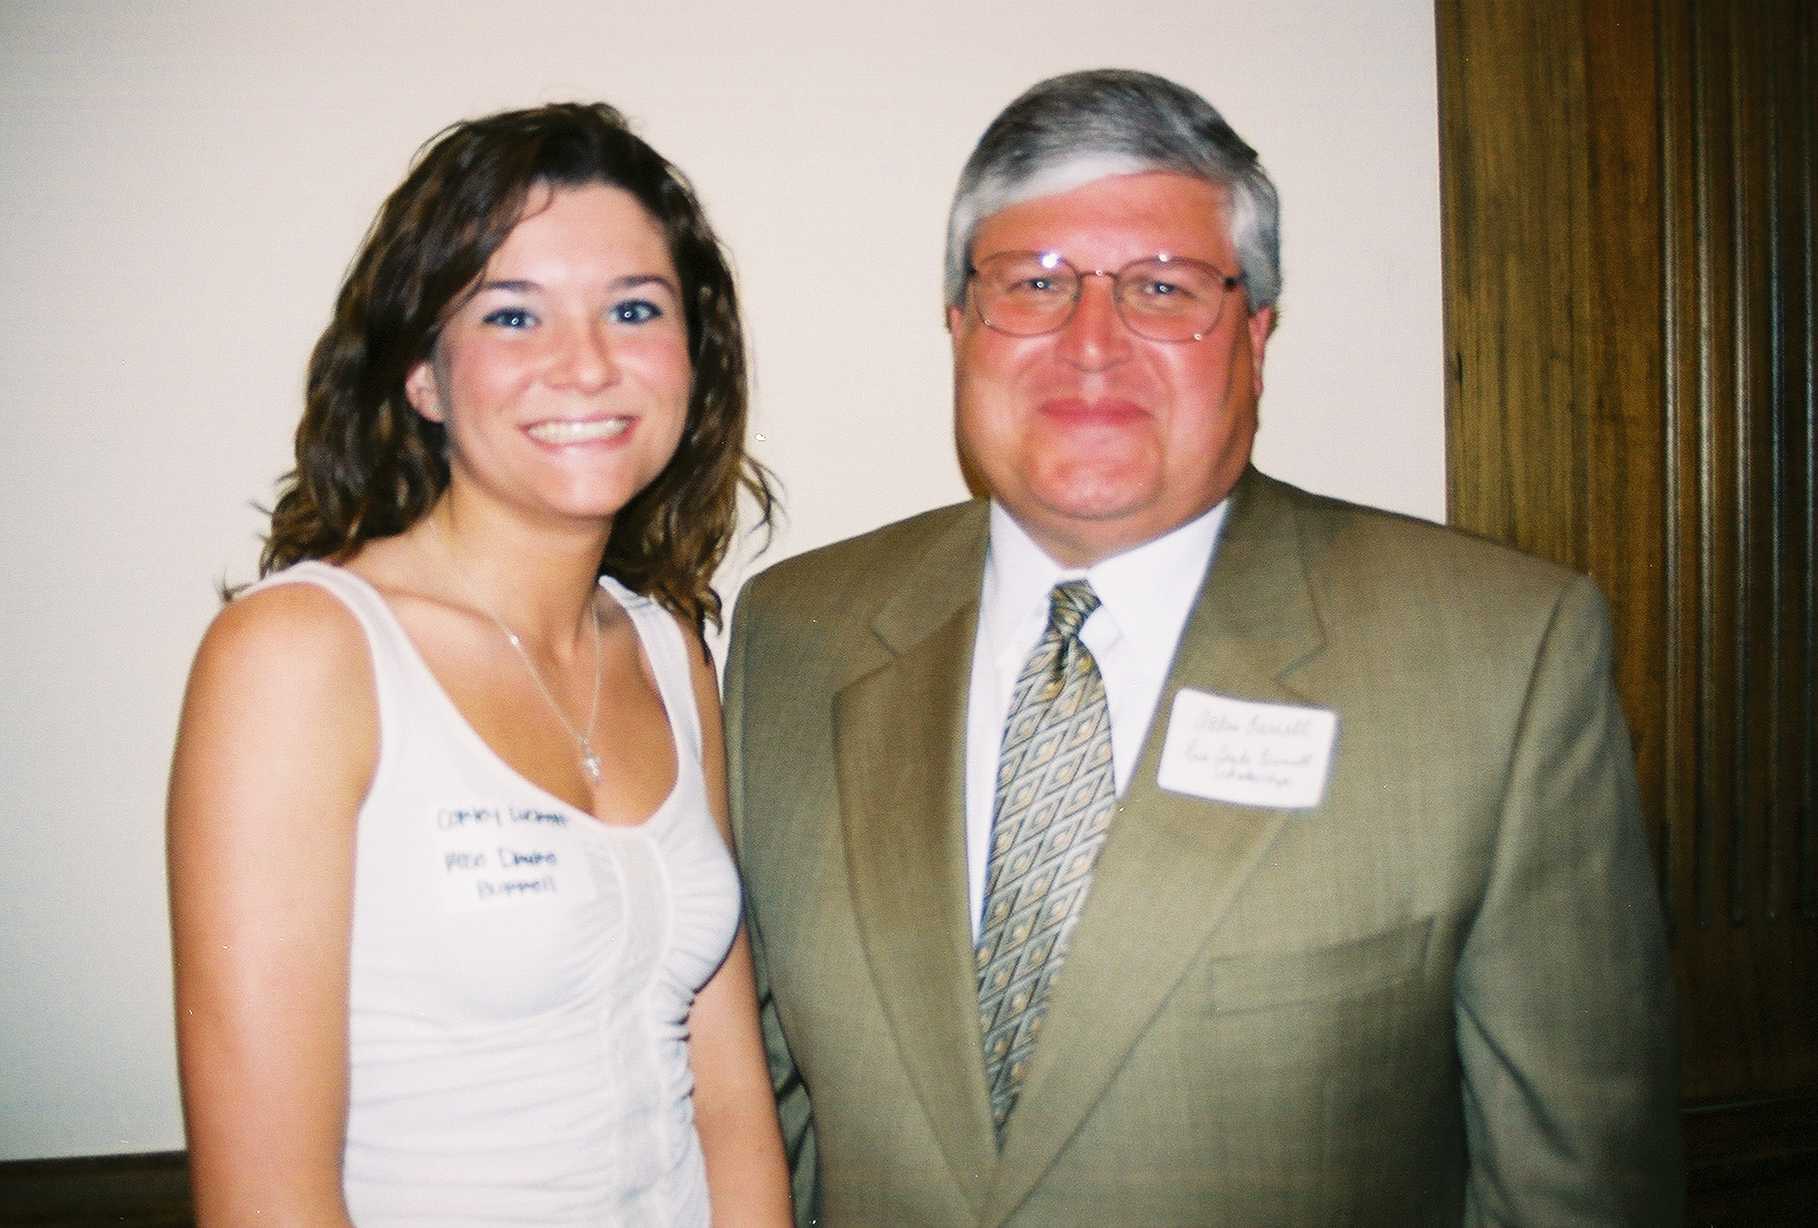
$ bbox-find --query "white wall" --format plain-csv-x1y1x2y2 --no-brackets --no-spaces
0,1,1442,1158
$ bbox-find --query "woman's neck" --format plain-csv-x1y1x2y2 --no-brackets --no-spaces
423,493,611,653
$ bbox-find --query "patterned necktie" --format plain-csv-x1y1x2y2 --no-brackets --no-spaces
976,580,1116,1141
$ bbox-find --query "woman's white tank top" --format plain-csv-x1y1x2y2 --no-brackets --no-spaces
247,561,739,1226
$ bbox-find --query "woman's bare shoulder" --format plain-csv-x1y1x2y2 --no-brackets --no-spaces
173,574,379,839
189,577,374,717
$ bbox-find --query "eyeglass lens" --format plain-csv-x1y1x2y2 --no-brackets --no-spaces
972,252,1237,341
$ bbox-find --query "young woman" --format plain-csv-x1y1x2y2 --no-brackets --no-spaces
167,102,790,1226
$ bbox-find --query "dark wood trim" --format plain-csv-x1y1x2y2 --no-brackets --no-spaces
0,1150,193,1227
1437,0,1818,1221
1684,1091,1818,1224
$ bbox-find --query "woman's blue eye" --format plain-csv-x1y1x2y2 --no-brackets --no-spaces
612,299,663,324
481,307,535,329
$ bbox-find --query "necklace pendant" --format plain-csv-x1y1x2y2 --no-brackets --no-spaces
580,750,603,785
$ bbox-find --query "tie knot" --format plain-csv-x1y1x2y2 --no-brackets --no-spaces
1047,580,1100,640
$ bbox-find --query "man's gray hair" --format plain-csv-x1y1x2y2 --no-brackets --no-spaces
944,69,1281,313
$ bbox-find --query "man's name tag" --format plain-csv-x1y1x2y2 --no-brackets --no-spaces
1158,690,1337,809
432,804,598,912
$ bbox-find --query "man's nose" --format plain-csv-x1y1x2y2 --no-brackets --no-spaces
1055,273,1132,369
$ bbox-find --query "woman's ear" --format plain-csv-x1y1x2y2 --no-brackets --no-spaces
404,359,444,423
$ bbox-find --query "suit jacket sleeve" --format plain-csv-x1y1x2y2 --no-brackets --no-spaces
724,581,820,1227
1454,575,1682,1224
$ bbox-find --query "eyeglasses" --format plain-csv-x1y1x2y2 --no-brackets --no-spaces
966,250,1245,343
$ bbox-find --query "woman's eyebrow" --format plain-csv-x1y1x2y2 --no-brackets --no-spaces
475,278,540,294
610,273,680,293
473,274,679,293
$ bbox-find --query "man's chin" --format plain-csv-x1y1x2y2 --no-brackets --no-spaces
1023,464,1157,524
1006,491,1165,566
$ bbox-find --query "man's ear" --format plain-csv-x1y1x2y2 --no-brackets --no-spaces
1245,306,1276,396
946,304,968,358
404,359,444,423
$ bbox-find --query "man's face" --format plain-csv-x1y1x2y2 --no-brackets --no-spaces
949,171,1274,567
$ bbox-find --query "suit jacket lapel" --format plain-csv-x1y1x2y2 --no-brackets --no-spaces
984,471,1330,1222
833,503,1000,1206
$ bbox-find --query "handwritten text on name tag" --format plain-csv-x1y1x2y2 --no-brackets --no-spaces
1158,690,1337,809
433,805,597,911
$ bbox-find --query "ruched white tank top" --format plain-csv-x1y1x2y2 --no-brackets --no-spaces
249,562,739,1226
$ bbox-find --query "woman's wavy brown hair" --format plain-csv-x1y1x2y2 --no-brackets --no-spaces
261,101,773,629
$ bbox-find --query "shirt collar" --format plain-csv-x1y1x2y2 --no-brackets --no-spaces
982,500,1228,663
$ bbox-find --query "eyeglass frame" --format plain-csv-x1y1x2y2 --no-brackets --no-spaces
964,250,1246,343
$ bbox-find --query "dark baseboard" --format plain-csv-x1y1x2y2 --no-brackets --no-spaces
1684,1091,1818,1226
0,1151,192,1227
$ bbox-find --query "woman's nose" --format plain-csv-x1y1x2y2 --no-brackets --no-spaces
550,320,618,390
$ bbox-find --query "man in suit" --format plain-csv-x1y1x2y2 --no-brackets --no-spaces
723,69,1680,1225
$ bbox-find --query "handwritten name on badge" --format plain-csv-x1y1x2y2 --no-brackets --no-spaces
433,805,597,912
1158,690,1337,809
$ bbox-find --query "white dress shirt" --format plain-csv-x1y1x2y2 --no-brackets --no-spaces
964,501,1227,937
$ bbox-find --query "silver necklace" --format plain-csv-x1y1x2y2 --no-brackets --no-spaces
437,521,605,786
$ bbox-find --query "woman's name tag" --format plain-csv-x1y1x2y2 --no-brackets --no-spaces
432,804,598,912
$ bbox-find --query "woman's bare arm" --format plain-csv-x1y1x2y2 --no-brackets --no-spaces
167,584,376,1227
681,626,793,1227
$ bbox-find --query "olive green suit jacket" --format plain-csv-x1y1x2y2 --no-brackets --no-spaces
723,469,1680,1226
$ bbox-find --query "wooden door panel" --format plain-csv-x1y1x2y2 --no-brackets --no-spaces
1437,0,1817,1211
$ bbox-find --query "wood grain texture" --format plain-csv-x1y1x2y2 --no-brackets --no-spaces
1660,0,1817,1102
1436,0,1816,1128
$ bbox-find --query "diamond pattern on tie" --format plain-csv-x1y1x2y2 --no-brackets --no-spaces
976,580,1116,1141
